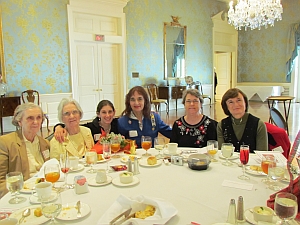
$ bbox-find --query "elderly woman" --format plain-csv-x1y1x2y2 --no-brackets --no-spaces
217,88,268,153
170,89,217,147
118,86,171,147
50,98,94,160
0,103,50,198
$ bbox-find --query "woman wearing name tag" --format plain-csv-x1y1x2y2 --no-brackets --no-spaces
118,86,171,148
0,103,50,198
217,88,267,153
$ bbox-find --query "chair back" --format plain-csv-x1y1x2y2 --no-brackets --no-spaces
146,84,159,101
21,90,40,105
270,107,287,131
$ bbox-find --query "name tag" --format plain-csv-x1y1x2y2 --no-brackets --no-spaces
42,149,50,159
129,130,138,137
94,134,101,141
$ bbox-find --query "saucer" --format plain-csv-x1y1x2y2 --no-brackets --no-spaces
244,208,279,224
112,176,139,187
69,164,84,172
56,202,90,220
245,165,267,176
139,159,162,167
29,190,58,204
163,149,182,156
10,205,50,225
87,176,112,186
219,152,239,160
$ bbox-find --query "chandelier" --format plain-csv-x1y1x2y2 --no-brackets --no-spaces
228,0,283,31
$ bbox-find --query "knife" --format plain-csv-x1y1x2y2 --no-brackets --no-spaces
109,208,132,225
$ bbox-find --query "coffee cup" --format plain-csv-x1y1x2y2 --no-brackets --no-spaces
34,182,52,200
95,169,107,183
168,143,178,155
69,156,79,170
0,218,18,225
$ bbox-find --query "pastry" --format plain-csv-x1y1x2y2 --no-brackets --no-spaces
250,165,263,171
147,156,157,165
97,154,103,161
135,205,156,219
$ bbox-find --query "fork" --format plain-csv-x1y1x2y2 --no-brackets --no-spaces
76,201,82,218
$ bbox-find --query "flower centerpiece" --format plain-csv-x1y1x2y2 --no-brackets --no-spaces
100,132,128,150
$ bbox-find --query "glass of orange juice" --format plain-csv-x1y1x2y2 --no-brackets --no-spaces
141,136,152,156
44,164,60,188
111,139,121,158
261,155,276,184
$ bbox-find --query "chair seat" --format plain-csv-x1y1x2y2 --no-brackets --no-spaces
152,99,168,104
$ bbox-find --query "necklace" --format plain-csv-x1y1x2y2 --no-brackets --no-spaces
232,117,243,125
99,121,111,133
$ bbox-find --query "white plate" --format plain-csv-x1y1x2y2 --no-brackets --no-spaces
163,149,182,156
29,190,58,204
10,205,50,225
120,155,141,163
20,179,36,194
245,165,267,176
211,223,233,225
88,176,112,186
112,176,139,187
139,159,162,167
244,208,279,224
57,202,91,221
69,164,84,172
219,152,239,160
97,158,111,163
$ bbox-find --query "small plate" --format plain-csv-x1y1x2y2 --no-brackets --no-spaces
20,179,36,194
69,164,84,173
10,205,50,225
57,202,91,220
88,176,112,186
97,158,110,163
111,165,127,171
219,152,239,160
120,155,141,163
211,223,233,225
112,176,139,187
163,149,182,156
29,190,58,204
244,208,279,225
245,165,266,176
139,159,162,167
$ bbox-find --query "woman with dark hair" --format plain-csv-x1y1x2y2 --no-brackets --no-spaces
118,86,171,147
217,88,267,153
170,89,217,147
53,100,119,143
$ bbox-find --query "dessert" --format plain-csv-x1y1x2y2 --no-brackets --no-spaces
250,165,263,171
34,207,42,217
119,172,133,184
97,154,103,161
135,205,156,219
147,156,157,165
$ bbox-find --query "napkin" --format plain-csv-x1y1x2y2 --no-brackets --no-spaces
34,158,64,181
97,194,178,225
222,180,253,190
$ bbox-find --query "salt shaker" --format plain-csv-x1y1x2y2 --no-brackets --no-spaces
236,196,245,222
133,157,140,175
127,159,132,172
227,199,236,224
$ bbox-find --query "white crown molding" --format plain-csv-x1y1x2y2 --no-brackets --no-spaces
69,0,130,9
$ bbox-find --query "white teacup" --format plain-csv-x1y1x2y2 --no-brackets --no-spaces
34,182,52,200
69,156,79,170
96,169,107,183
0,218,18,225
168,143,178,155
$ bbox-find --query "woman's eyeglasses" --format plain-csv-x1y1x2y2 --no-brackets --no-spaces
185,100,200,104
63,110,80,117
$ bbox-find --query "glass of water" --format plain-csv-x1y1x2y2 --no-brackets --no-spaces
6,172,26,204
221,143,234,166
41,189,62,224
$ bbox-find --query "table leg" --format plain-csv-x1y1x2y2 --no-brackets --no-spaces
0,117,3,135
282,100,292,135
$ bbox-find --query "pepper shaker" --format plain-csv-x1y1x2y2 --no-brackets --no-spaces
127,159,132,172
227,199,236,224
236,196,245,222
133,157,140,175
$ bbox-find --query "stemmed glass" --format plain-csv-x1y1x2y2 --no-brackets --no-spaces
6,172,26,204
275,192,298,224
41,189,62,224
110,139,121,158
238,145,250,180
207,140,218,162
142,136,152,156
154,137,165,159
268,162,285,191
221,143,234,166
261,155,276,184
85,151,97,173
103,142,111,173
59,153,73,189
44,164,60,189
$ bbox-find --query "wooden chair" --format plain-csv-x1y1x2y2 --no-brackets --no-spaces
198,82,211,107
270,107,287,132
146,84,169,115
21,90,50,133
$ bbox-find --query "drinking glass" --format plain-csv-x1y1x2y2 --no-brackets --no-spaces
44,164,60,188
59,153,73,189
41,189,62,224
102,142,111,160
261,155,276,184
268,162,285,191
275,192,298,224
221,143,234,166
142,136,152,156
110,139,121,158
207,140,218,162
238,145,250,180
85,151,97,173
6,172,26,204
154,137,165,159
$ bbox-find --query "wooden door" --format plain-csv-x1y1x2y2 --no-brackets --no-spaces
215,53,232,100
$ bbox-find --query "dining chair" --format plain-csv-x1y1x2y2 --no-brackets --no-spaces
198,82,211,107
21,90,50,133
146,84,169,115
270,107,287,131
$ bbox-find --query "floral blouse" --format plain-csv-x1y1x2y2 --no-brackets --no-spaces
170,115,218,148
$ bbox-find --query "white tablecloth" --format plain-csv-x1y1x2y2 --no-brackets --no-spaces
0,148,283,225
235,86,284,102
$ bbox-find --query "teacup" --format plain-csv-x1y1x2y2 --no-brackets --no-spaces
96,169,107,183
34,182,52,200
0,218,18,225
69,156,79,170
168,143,178,155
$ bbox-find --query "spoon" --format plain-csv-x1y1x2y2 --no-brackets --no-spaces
19,208,30,224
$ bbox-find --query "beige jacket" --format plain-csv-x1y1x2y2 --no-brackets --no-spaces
50,126,94,160
0,130,50,198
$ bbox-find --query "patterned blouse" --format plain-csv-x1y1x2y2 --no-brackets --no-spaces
170,115,218,148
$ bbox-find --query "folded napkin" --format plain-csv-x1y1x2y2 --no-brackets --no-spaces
97,194,178,225
34,158,64,182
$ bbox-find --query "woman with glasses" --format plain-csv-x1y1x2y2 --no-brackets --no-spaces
170,89,217,147
118,86,171,148
50,98,94,160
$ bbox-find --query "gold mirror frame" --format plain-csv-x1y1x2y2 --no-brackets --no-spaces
0,8,6,83
163,21,186,82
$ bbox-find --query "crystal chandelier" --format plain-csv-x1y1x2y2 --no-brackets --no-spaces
228,0,283,31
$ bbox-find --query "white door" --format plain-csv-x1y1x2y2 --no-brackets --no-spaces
215,52,232,100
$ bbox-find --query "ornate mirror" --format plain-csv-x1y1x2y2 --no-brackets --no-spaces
163,16,186,81
0,8,6,83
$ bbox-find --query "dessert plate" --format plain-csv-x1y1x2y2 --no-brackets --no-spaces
20,179,36,194
219,152,239,160
29,190,58,204
57,202,90,220
112,176,139,187
245,165,266,176
163,149,182,156
244,208,279,225
88,176,112,186
69,164,84,172
10,205,50,225
120,155,141,163
139,159,162,167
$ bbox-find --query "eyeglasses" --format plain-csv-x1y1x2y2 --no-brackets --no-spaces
63,110,80,117
185,100,200,104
